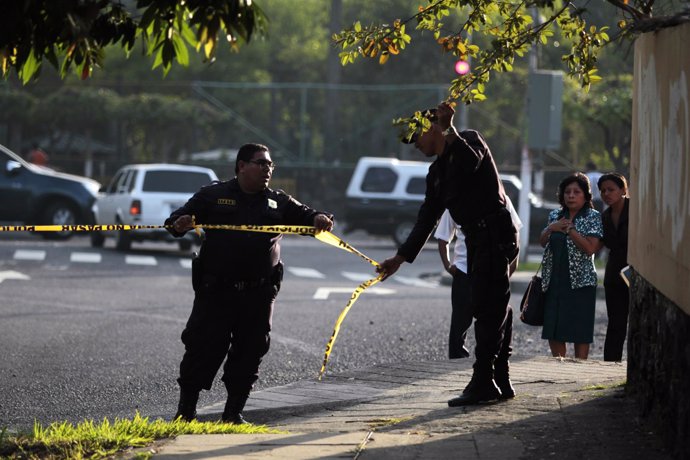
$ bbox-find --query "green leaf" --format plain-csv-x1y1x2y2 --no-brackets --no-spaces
354,21,362,33
152,47,163,69
180,21,197,47
172,33,189,66
19,49,40,85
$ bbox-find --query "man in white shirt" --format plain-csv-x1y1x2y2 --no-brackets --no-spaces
435,198,522,360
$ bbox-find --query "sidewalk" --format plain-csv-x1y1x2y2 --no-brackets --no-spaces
152,356,671,459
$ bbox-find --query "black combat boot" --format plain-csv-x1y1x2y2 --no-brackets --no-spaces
222,389,251,424
494,307,515,399
174,387,199,421
494,359,515,400
448,361,501,407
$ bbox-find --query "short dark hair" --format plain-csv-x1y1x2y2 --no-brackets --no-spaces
557,172,593,210
597,172,628,191
235,143,269,173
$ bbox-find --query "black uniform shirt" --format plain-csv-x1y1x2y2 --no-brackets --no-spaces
166,178,328,280
601,197,629,285
398,129,507,263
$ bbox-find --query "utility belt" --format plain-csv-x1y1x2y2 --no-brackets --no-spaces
192,253,283,292
461,206,509,236
201,274,272,291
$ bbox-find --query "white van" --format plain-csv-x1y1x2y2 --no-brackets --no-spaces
344,157,557,245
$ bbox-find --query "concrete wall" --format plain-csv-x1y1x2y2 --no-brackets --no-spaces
628,271,690,458
629,22,690,459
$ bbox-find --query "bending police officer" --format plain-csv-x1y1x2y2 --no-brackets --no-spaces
166,143,333,423
436,198,522,361
378,103,519,406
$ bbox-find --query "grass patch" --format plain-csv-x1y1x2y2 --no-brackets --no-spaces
582,380,627,392
0,412,282,459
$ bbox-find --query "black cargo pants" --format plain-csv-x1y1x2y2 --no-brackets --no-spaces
463,207,519,365
177,277,280,395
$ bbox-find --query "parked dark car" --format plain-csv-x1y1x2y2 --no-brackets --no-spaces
344,157,558,245
0,144,101,239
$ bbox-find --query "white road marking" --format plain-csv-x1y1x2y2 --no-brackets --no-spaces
125,255,158,266
394,276,439,288
341,271,373,282
287,267,325,278
313,287,395,300
0,270,30,284
13,250,46,261
179,259,192,269
70,252,102,263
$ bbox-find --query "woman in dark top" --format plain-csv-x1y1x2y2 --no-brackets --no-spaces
598,173,630,362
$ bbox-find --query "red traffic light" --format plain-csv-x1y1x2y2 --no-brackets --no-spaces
455,60,470,75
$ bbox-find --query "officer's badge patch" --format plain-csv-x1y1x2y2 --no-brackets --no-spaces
217,198,236,205
267,199,278,209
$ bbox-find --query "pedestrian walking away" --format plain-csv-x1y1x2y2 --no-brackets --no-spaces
377,102,519,407
597,172,630,362
165,143,334,424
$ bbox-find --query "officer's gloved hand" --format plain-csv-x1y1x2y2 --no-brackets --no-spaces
313,214,334,232
173,215,194,234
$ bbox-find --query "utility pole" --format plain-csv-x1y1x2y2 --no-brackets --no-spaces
518,8,538,261
325,0,342,163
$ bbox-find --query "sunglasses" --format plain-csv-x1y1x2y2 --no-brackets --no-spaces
247,159,275,170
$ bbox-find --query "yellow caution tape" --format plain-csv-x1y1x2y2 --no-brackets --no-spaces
1,221,384,379
0,223,321,234
314,231,380,268
317,274,383,380
0,224,168,232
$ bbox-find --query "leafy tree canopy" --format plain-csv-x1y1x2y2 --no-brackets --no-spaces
332,0,675,139
0,0,268,84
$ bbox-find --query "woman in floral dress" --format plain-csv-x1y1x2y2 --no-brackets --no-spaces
538,173,603,359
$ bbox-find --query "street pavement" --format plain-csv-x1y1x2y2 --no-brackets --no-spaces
149,355,671,459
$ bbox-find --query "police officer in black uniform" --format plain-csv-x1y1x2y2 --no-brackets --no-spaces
166,143,334,423
378,103,519,406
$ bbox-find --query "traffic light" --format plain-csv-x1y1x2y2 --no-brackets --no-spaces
455,60,470,75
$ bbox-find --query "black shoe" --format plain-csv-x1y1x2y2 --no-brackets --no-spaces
448,380,501,406
494,361,516,400
221,388,251,425
448,362,502,407
495,380,515,400
449,347,471,359
174,387,199,421
221,412,248,425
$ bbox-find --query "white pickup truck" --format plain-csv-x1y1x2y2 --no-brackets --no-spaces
343,157,558,245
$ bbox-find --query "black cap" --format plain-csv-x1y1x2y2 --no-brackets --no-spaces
400,108,437,144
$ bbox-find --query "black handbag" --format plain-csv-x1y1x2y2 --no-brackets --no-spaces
519,264,545,326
